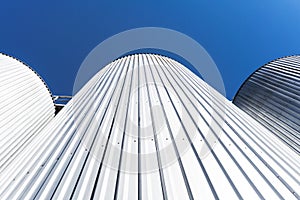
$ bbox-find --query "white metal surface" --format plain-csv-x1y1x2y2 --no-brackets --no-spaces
233,55,300,154
0,53,55,173
0,54,299,199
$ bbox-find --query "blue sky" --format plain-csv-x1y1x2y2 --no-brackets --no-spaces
1,0,300,99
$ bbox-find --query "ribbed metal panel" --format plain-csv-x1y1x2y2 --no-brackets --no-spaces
0,54,299,199
233,55,300,154
0,53,55,173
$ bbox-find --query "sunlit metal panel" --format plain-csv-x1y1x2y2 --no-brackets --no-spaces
0,54,298,199
233,55,300,154
0,53,55,173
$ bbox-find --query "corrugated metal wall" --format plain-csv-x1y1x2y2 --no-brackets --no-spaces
0,54,299,199
0,53,55,174
233,56,300,154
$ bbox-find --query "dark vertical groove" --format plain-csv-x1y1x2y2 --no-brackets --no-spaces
90,58,132,199
146,56,194,200
143,54,168,200
137,55,142,200
113,56,135,200
90,116,115,200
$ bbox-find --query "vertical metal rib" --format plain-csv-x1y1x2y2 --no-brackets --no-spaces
90,58,131,199
113,56,135,199
137,55,142,200
142,55,168,200
147,55,194,200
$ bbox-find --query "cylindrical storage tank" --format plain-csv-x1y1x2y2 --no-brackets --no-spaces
233,55,300,154
0,53,55,172
0,54,299,199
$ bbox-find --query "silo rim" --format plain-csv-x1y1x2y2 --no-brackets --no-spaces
232,54,300,103
0,52,55,108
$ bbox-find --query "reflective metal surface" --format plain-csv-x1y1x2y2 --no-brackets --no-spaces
0,53,55,174
234,55,300,154
0,54,299,199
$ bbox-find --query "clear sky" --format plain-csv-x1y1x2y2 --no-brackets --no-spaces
1,0,300,100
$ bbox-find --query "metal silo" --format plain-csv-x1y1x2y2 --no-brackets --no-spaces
0,53,55,173
233,55,300,154
0,54,299,199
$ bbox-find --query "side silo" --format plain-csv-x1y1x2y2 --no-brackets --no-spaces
0,53,55,172
233,55,300,154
